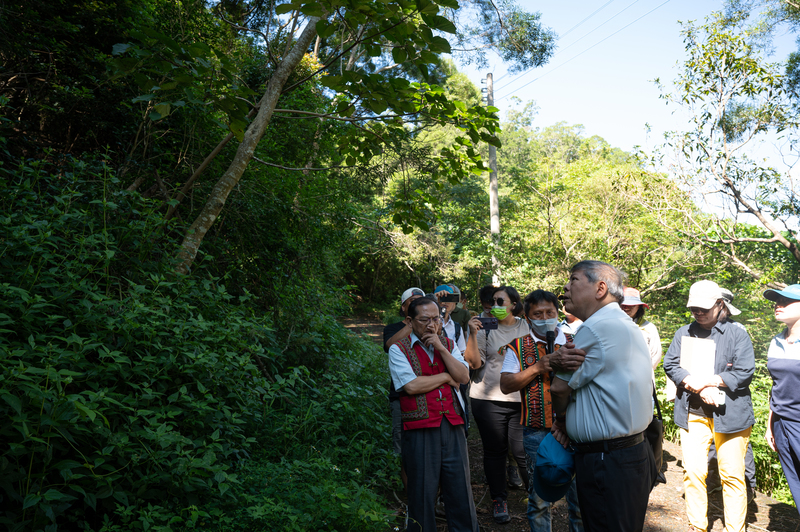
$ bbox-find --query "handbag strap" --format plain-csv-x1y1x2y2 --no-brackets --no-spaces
652,382,662,421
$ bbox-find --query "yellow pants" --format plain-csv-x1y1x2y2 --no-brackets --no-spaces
680,414,751,532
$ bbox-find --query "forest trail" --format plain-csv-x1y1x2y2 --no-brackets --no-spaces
341,316,800,532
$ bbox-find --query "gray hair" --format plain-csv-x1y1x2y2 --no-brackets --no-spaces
570,260,627,304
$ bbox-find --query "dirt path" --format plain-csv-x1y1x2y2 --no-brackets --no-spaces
341,316,800,532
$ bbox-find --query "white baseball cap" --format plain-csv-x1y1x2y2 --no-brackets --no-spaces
686,280,723,310
401,287,425,305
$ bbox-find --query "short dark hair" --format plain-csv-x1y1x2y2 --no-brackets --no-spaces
407,296,439,319
523,290,560,316
479,284,498,304
495,285,524,317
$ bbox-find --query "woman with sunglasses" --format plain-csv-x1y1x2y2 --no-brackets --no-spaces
763,285,800,516
464,286,529,524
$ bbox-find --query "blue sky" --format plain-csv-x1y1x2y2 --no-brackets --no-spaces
454,0,798,153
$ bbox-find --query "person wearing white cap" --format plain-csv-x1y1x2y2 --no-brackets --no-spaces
382,287,425,491
620,287,662,373
663,280,755,532
763,283,800,516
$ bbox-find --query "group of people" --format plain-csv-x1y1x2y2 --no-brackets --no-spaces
383,261,800,532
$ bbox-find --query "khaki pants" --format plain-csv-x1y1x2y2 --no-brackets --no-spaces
680,414,751,532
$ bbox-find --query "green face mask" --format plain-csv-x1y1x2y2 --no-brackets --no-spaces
490,305,509,320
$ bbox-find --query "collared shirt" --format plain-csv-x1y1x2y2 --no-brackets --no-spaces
555,303,653,443
558,319,582,338
442,316,467,353
663,319,755,433
388,333,468,411
768,329,800,421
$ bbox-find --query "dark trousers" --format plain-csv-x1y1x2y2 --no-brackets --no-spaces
574,439,655,532
402,418,478,532
773,414,800,516
471,398,528,500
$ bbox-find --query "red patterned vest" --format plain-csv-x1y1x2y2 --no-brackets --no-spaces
505,335,561,429
395,336,464,431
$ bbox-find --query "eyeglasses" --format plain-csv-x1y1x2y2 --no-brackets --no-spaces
414,316,441,325
689,306,715,315
492,297,506,305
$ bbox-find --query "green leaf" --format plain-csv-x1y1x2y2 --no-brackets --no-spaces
152,103,171,120
392,47,408,64
316,20,336,39
112,43,131,56
428,36,452,53
300,3,323,16
422,14,456,34
75,402,97,422
275,3,296,15
42,489,76,502
23,494,41,509
2,393,22,415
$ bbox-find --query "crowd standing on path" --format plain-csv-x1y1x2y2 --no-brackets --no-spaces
382,263,800,532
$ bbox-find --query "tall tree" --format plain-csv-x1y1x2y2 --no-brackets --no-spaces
112,0,556,274
652,13,800,285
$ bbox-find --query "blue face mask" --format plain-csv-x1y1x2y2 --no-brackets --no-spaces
529,318,558,337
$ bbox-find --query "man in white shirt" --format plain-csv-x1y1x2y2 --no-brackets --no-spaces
387,297,478,532
550,261,656,532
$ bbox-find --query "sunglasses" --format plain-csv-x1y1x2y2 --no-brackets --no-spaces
774,296,800,307
492,297,506,305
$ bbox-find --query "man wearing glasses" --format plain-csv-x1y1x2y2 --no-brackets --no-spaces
388,296,478,532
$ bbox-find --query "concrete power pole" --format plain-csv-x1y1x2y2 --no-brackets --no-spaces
482,73,500,284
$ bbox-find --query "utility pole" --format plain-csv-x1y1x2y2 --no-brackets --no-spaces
482,73,500,284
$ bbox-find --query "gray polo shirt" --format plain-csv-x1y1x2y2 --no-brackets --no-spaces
556,303,653,443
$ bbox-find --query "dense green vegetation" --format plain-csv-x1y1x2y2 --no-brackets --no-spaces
2,0,800,530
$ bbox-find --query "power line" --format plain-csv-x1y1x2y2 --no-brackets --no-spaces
557,0,644,56
493,0,644,95
491,3,615,87
561,0,615,39
495,0,672,103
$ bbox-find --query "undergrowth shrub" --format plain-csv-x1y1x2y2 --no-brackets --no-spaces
0,151,396,530
0,154,277,530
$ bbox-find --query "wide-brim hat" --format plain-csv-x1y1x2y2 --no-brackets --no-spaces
686,280,723,310
622,287,649,309
401,287,425,305
531,433,575,503
720,288,741,316
764,284,800,303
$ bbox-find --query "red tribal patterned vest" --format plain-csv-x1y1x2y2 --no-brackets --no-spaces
505,335,560,429
395,336,464,431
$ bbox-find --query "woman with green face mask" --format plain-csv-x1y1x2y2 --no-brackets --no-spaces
464,285,530,524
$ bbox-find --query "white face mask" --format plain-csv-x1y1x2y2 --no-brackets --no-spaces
529,318,558,337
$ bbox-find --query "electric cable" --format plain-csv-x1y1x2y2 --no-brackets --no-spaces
493,0,644,95
494,0,672,102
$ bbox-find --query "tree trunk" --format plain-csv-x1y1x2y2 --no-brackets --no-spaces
175,16,321,275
